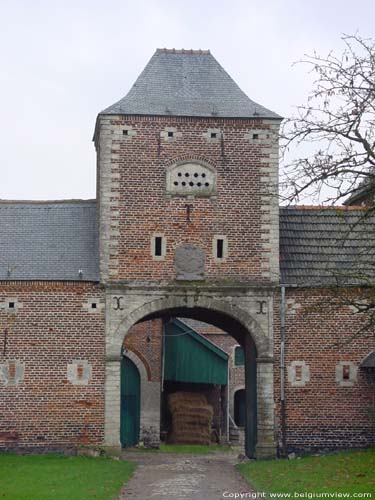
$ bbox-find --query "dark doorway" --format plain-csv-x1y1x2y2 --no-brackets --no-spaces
234,389,246,427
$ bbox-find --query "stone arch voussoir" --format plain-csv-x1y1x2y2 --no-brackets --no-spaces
123,350,149,384
115,295,270,357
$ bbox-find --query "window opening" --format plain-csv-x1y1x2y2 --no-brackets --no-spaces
252,133,259,140
216,239,224,259
154,236,163,257
235,346,245,366
168,131,174,138
123,130,129,136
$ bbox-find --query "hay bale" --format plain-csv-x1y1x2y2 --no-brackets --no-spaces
167,391,213,445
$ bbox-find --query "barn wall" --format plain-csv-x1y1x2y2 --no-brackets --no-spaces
0,281,105,451
273,288,375,453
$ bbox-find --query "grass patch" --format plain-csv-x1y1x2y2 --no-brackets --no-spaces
237,449,375,496
0,453,135,500
127,443,233,454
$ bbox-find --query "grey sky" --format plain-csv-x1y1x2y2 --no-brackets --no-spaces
1,0,374,200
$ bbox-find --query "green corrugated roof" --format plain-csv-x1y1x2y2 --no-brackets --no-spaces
164,319,228,385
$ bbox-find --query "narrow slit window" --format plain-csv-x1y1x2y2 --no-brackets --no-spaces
154,236,163,257
213,235,227,261
151,234,166,260
216,239,224,259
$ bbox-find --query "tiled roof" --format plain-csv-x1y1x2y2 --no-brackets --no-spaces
100,49,281,119
280,206,375,286
0,200,99,281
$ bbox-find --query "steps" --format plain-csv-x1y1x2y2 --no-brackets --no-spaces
229,426,245,446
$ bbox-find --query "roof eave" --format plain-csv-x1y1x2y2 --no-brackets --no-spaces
96,111,283,121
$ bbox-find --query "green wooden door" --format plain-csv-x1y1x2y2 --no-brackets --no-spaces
120,357,140,448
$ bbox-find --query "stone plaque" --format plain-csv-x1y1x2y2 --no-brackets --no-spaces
174,244,205,280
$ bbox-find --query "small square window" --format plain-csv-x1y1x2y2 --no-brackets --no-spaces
168,131,174,138
91,303,97,309
252,133,259,140
123,129,129,136
210,132,217,138
8,302,15,309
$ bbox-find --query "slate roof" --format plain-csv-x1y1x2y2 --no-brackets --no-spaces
360,351,375,368
280,206,375,286
0,200,99,281
2,201,375,286
100,49,281,119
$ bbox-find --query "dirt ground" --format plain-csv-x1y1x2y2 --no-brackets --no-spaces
119,451,255,499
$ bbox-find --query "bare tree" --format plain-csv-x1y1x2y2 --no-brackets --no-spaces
281,34,375,336
281,33,375,206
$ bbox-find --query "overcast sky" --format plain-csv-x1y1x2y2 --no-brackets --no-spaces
1,0,374,200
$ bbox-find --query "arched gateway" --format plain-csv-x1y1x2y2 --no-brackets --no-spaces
104,290,277,458
96,49,281,459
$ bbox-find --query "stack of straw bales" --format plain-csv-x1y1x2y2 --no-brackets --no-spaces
168,392,214,445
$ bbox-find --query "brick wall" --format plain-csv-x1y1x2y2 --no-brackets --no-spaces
97,115,279,284
274,288,375,453
0,281,105,451
123,319,163,382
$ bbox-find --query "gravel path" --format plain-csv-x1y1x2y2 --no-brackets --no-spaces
119,452,254,499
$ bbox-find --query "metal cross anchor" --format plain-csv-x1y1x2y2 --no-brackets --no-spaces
184,204,193,223
257,300,267,315
113,296,124,311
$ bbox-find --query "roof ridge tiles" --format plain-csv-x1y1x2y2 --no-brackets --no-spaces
0,199,96,205
156,48,210,55
283,205,367,211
